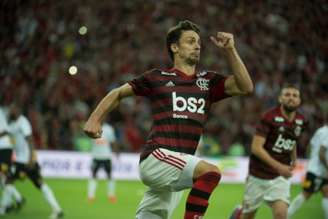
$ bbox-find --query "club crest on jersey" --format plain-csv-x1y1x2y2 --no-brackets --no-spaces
294,126,302,137
196,78,209,91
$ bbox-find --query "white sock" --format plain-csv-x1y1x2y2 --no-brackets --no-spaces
88,179,97,199
107,179,115,197
1,185,13,208
6,184,22,202
41,183,61,212
322,198,328,219
288,193,305,217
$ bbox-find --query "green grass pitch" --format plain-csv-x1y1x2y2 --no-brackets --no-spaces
3,179,323,219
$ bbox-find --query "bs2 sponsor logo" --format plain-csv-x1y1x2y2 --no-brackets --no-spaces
172,92,205,114
273,134,296,152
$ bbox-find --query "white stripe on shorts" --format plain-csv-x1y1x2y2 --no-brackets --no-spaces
151,149,186,170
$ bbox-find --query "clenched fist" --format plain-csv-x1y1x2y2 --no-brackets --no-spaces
210,32,234,50
84,118,103,139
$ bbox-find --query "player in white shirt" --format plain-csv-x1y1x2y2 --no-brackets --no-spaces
0,106,13,180
0,106,24,215
7,104,63,219
288,125,328,219
87,123,117,203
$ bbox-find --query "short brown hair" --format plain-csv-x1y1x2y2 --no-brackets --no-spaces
280,84,300,95
166,20,200,61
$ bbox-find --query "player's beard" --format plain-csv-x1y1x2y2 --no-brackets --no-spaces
186,54,199,66
282,104,298,113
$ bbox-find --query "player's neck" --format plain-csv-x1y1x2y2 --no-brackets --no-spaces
280,105,295,122
174,61,196,76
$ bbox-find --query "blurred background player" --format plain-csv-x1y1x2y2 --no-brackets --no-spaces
7,103,63,219
0,105,24,215
229,85,307,219
288,124,328,219
87,122,118,203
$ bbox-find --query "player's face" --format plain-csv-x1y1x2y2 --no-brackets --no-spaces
279,88,301,112
9,105,20,121
176,30,201,65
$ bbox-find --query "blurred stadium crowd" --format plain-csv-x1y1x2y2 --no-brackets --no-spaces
0,0,327,157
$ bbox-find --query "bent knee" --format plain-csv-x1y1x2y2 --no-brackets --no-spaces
194,161,221,180
208,164,220,174
200,165,221,184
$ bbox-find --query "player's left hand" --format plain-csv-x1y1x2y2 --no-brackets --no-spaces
210,32,235,50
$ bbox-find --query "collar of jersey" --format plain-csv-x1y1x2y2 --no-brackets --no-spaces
169,68,196,80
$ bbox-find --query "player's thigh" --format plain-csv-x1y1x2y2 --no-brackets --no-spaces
269,200,288,219
264,176,290,205
139,148,202,191
0,149,12,175
12,162,27,180
91,160,101,177
242,176,267,214
103,160,112,178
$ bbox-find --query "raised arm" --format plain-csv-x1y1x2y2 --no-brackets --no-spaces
84,83,134,138
210,32,253,96
251,134,293,178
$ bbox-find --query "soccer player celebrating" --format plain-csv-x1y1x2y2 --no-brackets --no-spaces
87,122,118,203
7,103,63,219
288,124,328,219
229,85,307,219
84,20,253,219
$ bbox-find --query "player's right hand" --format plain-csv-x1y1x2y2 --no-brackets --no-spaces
83,118,102,138
277,164,293,178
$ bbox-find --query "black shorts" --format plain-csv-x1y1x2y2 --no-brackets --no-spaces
11,162,43,188
0,149,12,174
91,159,112,178
302,172,328,193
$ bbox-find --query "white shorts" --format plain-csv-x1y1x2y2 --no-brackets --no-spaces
136,148,202,219
242,175,291,213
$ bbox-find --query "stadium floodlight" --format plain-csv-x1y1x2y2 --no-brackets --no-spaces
68,65,78,75
78,26,88,35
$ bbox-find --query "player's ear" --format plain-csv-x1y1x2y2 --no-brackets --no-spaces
278,95,282,104
171,43,178,53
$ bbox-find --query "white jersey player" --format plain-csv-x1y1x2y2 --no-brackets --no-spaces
0,106,24,215
87,123,117,203
0,106,12,172
7,104,63,219
288,125,328,219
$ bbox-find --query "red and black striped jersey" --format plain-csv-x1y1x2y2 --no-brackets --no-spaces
128,68,229,158
249,106,308,179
